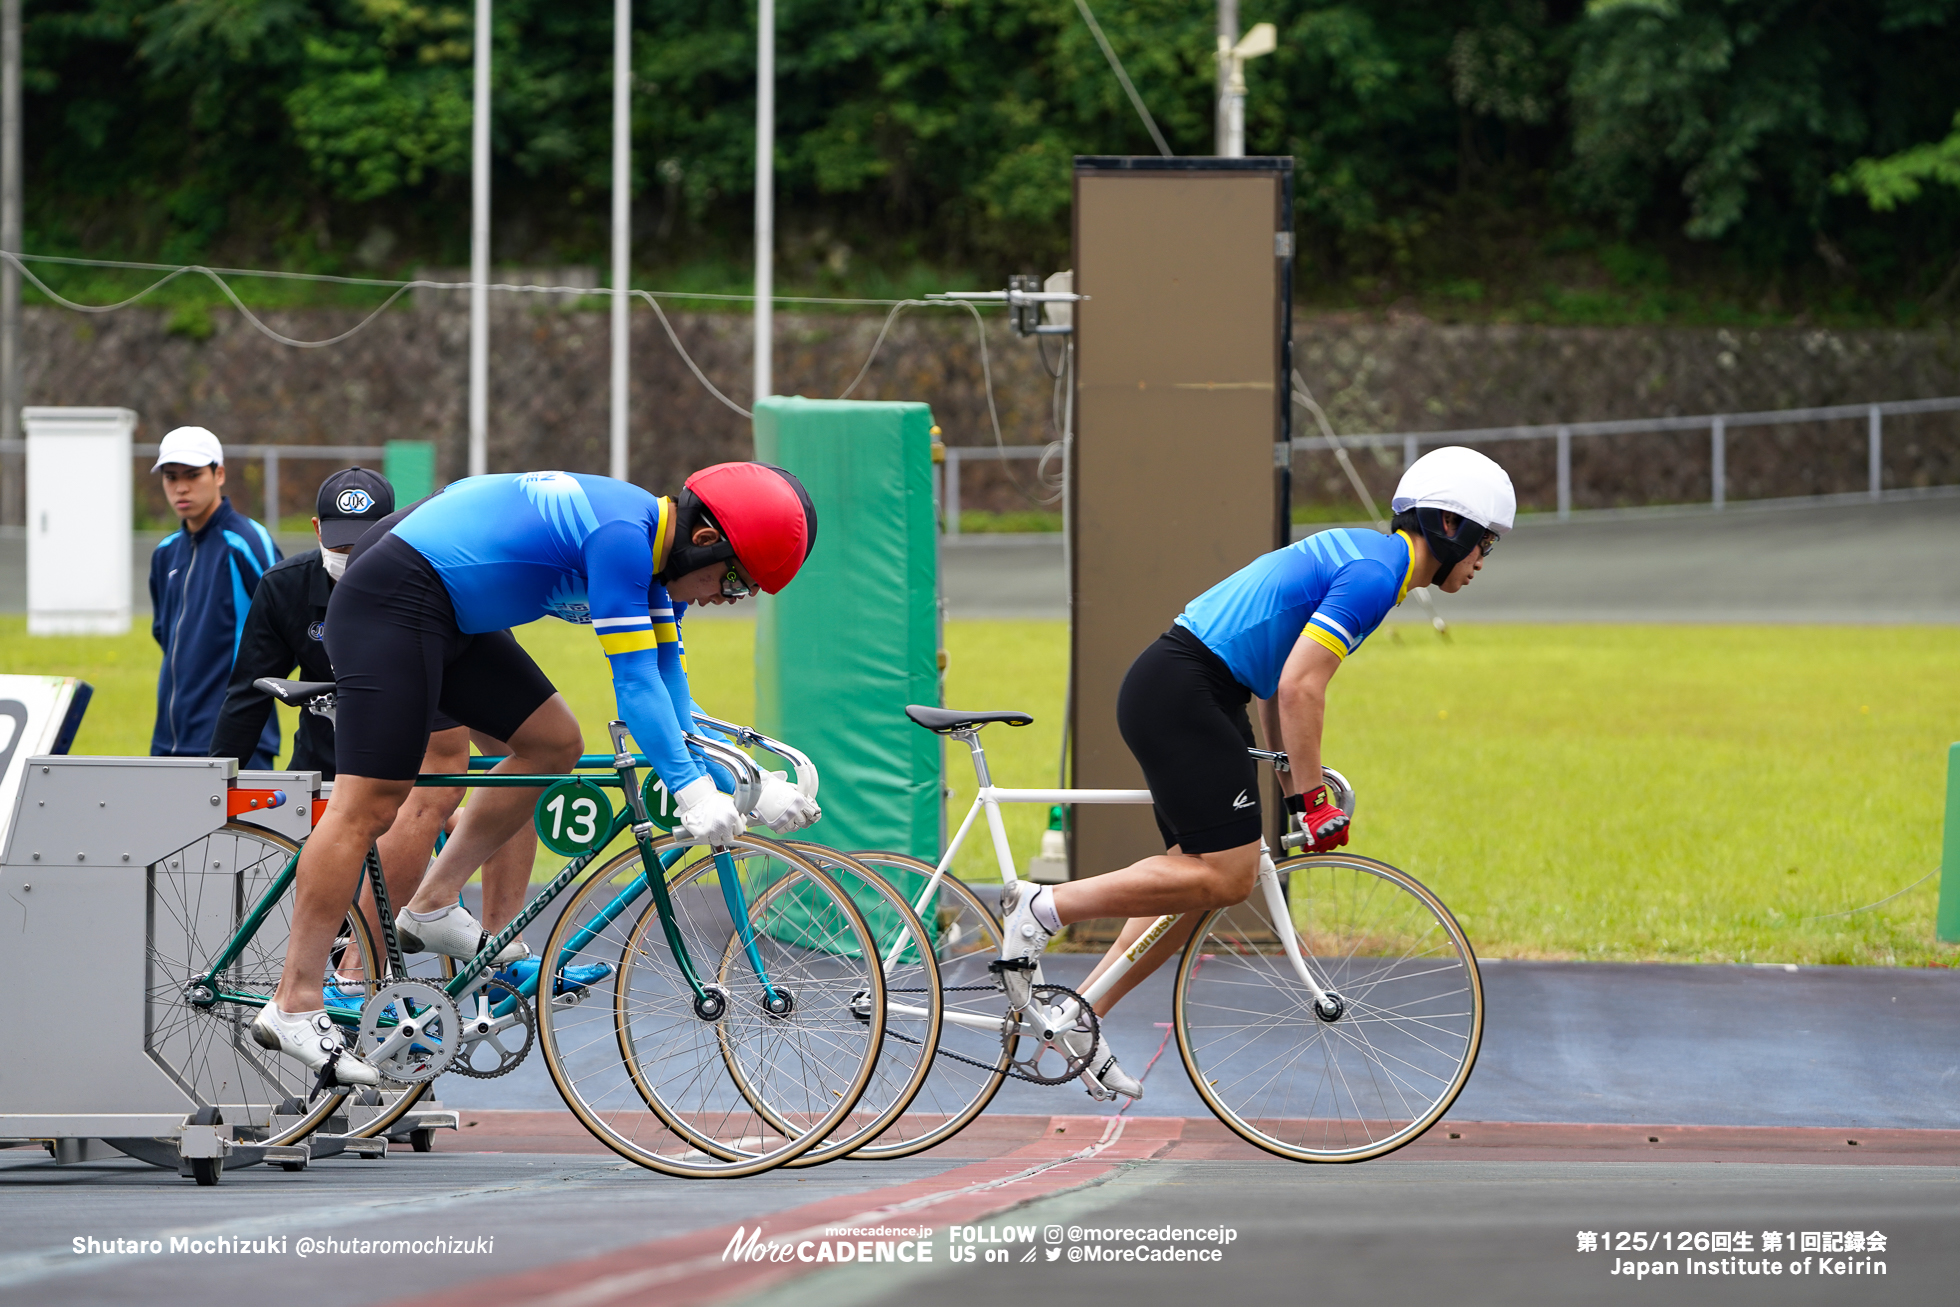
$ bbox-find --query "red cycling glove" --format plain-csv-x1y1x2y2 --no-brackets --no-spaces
1287,784,1350,852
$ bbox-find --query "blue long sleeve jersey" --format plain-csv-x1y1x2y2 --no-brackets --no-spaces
1175,528,1421,699
149,497,282,765
391,472,721,793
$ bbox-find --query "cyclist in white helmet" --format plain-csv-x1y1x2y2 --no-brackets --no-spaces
996,447,1516,1101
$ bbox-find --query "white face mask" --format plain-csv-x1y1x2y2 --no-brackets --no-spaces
320,546,350,581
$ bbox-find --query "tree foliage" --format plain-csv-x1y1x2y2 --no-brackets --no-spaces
19,0,1960,314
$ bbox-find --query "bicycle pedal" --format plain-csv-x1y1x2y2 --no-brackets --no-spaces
986,957,1037,975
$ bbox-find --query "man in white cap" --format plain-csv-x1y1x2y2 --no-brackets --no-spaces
990,446,1516,1103
147,425,282,767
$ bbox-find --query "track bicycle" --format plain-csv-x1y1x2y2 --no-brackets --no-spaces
149,680,895,1177
851,705,1485,1164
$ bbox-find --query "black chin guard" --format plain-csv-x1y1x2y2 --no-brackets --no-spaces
654,490,735,587
1415,506,1486,585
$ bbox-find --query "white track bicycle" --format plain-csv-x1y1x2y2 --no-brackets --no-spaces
842,705,1485,1164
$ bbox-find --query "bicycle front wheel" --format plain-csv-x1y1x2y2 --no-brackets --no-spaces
1173,852,1483,1163
145,824,378,1146
537,835,885,1177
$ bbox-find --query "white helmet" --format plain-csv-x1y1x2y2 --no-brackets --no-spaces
1391,446,1516,583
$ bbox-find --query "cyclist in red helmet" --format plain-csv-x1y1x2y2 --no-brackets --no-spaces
254,464,819,1088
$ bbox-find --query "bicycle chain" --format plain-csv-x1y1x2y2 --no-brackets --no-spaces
885,981,1100,1085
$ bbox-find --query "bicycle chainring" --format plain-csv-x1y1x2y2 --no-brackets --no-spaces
355,981,460,1085
1003,983,1101,1086
447,977,536,1079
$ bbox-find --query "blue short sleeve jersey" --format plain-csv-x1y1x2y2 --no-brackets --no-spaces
391,472,716,791
1174,528,1420,699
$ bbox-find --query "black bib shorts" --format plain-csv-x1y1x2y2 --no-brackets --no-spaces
1115,625,1263,855
324,527,557,781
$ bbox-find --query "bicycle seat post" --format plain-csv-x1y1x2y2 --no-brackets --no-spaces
952,727,993,787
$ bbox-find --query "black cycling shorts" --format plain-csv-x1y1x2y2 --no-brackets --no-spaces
1115,625,1263,855
324,531,557,781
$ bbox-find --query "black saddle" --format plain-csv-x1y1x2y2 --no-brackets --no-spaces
904,705,1034,734
255,677,337,706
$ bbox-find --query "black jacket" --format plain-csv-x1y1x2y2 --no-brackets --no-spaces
210,549,337,777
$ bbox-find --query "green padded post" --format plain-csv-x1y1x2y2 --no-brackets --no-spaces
753,397,941,865
1940,743,1960,944
384,440,438,503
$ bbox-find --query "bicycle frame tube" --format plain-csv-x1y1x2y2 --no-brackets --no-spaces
193,844,302,993
713,848,782,1005
444,805,638,997
547,847,684,984
914,725,1340,1026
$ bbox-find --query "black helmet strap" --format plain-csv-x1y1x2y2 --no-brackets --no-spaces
1414,506,1484,586
654,489,736,585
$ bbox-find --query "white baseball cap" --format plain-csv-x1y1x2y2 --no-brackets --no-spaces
151,426,225,473
1391,446,1516,533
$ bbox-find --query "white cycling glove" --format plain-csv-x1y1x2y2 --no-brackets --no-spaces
673,776,744,846
752,771,821,834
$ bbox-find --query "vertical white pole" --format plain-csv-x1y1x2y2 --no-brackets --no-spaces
610,0,631,480
1710,416,1726,509
1214,0,1236,156
264,449,279,530
1556,425,1571,520
467,0,491,478
945,448,960,537
754,0,774,408
1868,404,1882,500
0,0,18,508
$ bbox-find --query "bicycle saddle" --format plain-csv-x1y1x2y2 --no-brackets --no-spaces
904,705,1034,734
255,677,337,706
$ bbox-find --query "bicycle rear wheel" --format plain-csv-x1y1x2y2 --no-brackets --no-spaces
1173,852,1482,1163
145,824,378,1146
536,835,885,1177
838,854,1013,1161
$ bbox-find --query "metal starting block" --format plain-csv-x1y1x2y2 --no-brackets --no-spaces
0,754,458,1182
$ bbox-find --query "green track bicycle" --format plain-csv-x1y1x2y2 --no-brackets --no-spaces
149,683,908,1177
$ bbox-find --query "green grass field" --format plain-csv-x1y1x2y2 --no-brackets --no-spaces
5,614,1953,965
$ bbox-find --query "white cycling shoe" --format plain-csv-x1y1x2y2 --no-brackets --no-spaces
394,905,530,965
1060,1025,1143,1102
250,1004,381,1088
996,881,1055,1011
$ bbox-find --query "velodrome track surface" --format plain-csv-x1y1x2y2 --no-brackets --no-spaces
5,940,1952,1307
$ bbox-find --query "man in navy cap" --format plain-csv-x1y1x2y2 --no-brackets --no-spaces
211,466,392,774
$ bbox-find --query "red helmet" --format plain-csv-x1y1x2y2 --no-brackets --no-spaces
682,462,817,594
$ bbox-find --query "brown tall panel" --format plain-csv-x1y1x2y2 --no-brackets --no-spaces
1070,157,1293,897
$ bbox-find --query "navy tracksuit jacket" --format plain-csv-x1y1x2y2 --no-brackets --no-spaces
148,497,282,767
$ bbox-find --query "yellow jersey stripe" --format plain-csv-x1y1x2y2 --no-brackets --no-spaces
1301,624,1349,660
598,629,660,656
1393,530,1420,602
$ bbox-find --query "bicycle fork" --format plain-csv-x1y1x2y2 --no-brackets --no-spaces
1253,847,1347,1021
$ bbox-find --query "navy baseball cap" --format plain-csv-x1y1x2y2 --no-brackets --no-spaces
316,467,394,548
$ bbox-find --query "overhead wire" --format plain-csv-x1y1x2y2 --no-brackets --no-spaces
1073,0,1173,158
4,250,1032,449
